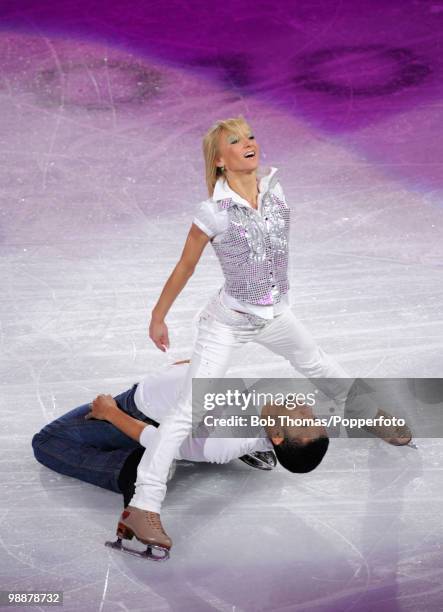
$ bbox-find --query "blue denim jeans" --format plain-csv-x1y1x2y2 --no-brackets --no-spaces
32,385,157,494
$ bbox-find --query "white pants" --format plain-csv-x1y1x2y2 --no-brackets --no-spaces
131,290,352,512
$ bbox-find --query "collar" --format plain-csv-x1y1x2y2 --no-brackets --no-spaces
212,166,279,207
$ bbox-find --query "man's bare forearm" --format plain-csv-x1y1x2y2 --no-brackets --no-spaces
104,404,149,442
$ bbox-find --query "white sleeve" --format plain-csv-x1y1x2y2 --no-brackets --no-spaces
273,180,286,203
192,201,217,238
138,424,208,461
139,425,272,463
138,425,209,461
181,436,272,464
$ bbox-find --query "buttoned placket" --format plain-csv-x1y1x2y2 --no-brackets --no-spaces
228,192,279,300
212,167,284,310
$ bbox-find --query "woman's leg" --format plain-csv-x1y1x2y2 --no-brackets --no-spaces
130,294,263,513
254,308,352,409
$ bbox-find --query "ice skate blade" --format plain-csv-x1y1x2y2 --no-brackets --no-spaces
406,439,419,450
105,538,170,561
239,456,274,470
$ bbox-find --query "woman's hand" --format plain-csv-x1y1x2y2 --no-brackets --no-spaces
149,317,170,352
85,394,118,421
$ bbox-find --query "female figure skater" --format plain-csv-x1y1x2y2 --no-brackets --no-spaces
115,116,355,557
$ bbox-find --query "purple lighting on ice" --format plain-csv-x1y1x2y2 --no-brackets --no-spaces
0,1,442,189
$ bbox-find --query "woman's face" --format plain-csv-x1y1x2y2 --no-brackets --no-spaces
216,125,260,174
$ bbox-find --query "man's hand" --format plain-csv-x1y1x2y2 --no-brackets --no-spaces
85,394,118,421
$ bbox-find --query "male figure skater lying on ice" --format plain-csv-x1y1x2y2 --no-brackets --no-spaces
33,359,415,561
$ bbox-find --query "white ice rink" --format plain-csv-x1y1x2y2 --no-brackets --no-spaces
1,29,443,612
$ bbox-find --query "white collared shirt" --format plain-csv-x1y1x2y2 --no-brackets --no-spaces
193,166,291,319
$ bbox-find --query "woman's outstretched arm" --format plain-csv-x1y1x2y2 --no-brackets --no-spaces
149,223,211,351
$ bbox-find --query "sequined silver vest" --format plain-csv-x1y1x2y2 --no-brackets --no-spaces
211,180,290,305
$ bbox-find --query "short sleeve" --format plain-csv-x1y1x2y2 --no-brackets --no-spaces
273,180,286,203
192,201,217,238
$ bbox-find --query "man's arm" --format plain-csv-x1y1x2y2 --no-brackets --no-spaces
178,434,272,464
87,389,272,463
86,395,149,442
86,360,191,440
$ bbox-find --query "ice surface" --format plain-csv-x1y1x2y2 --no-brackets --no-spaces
0,1,442,610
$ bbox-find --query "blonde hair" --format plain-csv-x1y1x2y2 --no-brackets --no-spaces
202,115,252,197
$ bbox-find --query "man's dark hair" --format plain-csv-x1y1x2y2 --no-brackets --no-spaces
272,436,329,473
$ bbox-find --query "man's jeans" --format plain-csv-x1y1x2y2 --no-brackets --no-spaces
32,385,155,494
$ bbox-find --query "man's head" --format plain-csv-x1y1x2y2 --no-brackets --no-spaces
262,401,329,473
271,435,329,473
